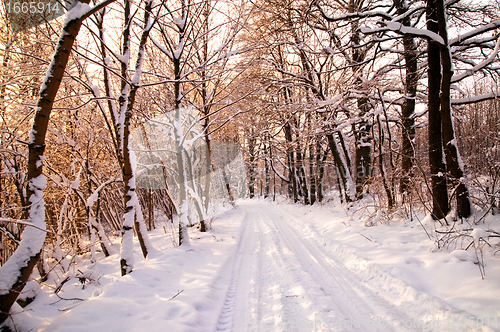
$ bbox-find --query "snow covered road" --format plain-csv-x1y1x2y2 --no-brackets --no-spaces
203,200,500,332
206,201,479,332
19,199,499,332
213,203,411,331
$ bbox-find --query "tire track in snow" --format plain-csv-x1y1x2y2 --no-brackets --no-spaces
215,215,257,331
266,206,414,331
250,208,313,332
274,205,495,332
214,202,433,331
215,205,314,331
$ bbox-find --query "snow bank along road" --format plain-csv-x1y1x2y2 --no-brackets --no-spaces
206,201,496,332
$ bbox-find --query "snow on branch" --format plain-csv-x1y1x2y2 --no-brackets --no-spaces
391,4,425,23
270,160,289,182
451,38,500,83
173,15,186,30
0,218,55,234
149,33,172,61
86,178,120,207
316,95,343,108
64,2,91,25
361,22,445,45
450,20,500,46
65,0,118,25
451,92,500,105
318,5,393,22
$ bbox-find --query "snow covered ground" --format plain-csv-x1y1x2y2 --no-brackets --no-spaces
7,198,500,332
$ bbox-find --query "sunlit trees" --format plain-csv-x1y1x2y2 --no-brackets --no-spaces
0,0,116,324
0,0,499,327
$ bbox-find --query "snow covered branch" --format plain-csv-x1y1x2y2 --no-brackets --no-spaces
360,22,445,45
451,38,500,83
451,92,500,105
450,20,500,46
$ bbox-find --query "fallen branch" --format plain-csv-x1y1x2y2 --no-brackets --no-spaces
169,290,183,300
357,232,373,242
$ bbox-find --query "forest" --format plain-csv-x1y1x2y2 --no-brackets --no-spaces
0,0,499,330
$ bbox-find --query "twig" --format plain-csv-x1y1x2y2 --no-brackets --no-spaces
50,293,84,305
357,232,373,242
169,290,183,300
414,213,432,240
54,276,71,294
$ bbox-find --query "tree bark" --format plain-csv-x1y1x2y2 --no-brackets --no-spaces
326,132,354,202
354,96,372,198
394,0,417,196
427,0,450,219
0,0,103,324
435,0,472,218
248,129,256,198
284,120,298,202
377,115,394,208
120,0,154,274
309,143,317,205
264,134,270,198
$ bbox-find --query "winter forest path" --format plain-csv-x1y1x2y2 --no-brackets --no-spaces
210,201,419,332
31,200,496,332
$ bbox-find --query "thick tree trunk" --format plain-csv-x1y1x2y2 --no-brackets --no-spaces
316,142,328,203
295,146,309,205
148,188,154,230
174,106,190,246
435,0,472,218
221,168,235,206
200,119,212,231
264,138,270,198
172,1,190,247
348,0,372,199
427,0,450,219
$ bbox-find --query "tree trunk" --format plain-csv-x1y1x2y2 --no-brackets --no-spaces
394,0,417,196
222,168,235,206
309,143,317,205
348,0,372,199
264,138,270,198
174,106,190,246
120,0,154,274
316,142,328,203
377,115,394,208
284,121,298,202
435,0,472,218
295,147,309,205
0,0,97,324
326,133,354,202
427,0,450,219
354,96,372,198
172,1,190,247
148,188,154,231
248,130,256,198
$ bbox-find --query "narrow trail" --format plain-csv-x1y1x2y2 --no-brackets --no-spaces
212,202,418,332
